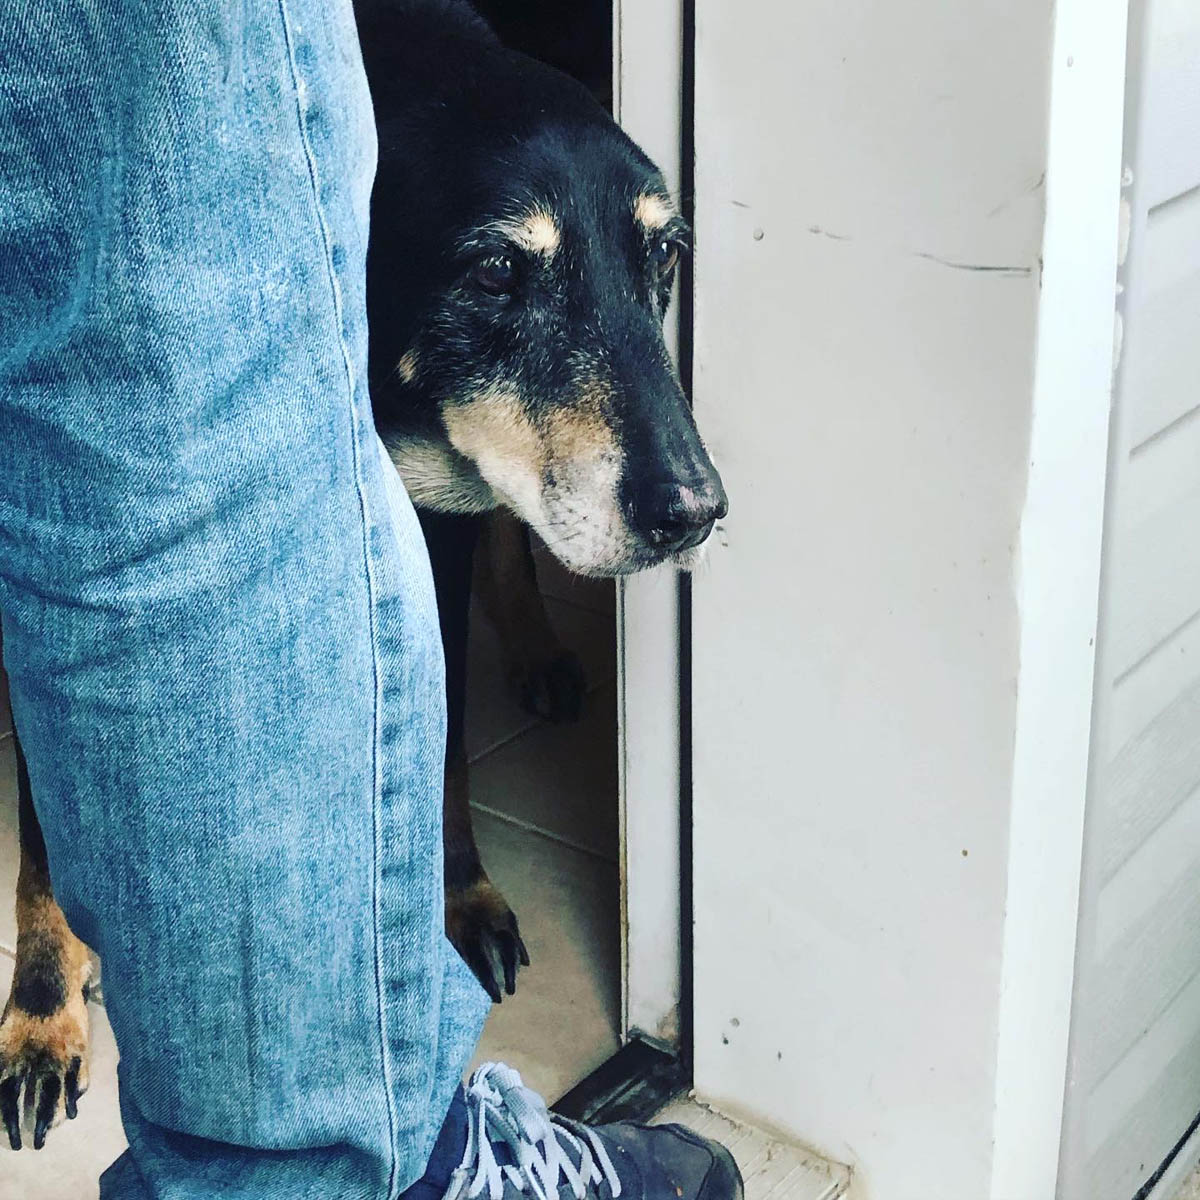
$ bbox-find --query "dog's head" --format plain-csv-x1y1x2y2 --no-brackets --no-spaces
368,39,726,576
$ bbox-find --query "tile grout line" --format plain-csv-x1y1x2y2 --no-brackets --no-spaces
469,801,619,865
467,718,541,766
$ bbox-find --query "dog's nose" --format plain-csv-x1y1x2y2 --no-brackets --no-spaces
633,481,728,554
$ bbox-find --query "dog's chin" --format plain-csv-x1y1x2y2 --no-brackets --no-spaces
530,520,715,579
669,537,712,574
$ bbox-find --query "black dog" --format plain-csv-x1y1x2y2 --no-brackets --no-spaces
1,0,725,1147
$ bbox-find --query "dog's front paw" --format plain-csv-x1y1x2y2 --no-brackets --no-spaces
0,970,91,1150
446,878,530,1004
510,647,586,723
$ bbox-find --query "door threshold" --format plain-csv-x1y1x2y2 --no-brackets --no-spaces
554,1038,852,1200
553,1037,687,1123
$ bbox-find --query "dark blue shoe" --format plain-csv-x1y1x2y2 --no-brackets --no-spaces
441,1063,743,1200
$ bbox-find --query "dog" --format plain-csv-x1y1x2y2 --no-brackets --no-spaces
0,0,725,1149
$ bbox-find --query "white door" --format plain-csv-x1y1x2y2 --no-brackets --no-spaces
1060,2,1200,1197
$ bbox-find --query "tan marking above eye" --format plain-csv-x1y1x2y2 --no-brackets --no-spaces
634,191,675,232
395,349,418,384
484,206,561,257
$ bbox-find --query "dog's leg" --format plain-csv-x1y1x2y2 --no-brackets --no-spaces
476,508,586,723
419,509,529,1002
442,750,527,1002
0,732,92,1150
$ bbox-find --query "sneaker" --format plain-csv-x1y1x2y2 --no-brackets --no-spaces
442,1062,744,1200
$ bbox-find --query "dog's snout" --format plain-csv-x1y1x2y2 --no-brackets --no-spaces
632,479,728,554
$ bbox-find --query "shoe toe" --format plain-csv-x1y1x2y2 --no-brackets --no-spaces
597,1121,744,1200
654,1124,743,1200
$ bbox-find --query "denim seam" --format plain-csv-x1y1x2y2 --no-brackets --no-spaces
274,5,399,1197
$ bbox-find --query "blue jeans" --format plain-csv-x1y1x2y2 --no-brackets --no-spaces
0,2,488,1196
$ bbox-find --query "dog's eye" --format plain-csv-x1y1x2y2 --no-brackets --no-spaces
472,255,519,296
650,239,680,278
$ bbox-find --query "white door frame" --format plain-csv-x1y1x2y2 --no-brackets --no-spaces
614,0,689,1052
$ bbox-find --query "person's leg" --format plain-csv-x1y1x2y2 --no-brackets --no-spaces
0,2,487,1196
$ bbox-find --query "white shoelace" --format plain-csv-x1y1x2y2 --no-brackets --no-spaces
444,1063,623,1200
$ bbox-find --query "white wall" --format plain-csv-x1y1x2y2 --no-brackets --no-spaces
689,2,1125,1196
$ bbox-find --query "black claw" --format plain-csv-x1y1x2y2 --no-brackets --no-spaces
508,912,530,968
64,1058,81,1120
502,938,518,997
34,1071,61,1149
501,913,529,995
1,1074,23,1151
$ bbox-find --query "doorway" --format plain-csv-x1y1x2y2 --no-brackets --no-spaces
459,0,627,1103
